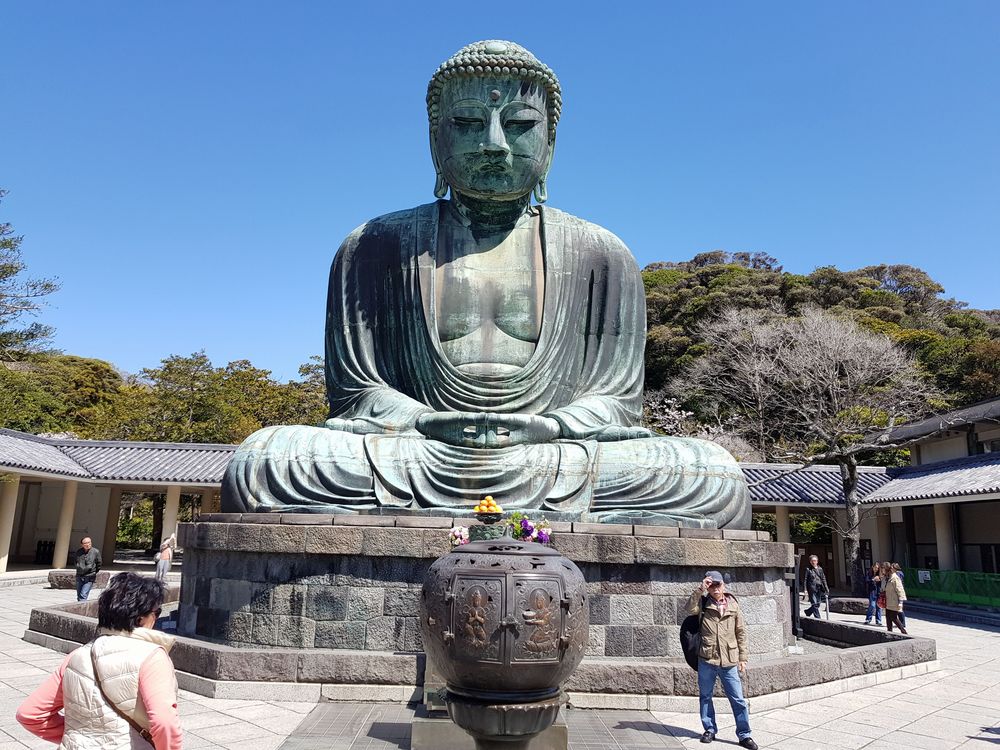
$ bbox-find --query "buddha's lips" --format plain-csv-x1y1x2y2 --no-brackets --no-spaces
478,163,509,174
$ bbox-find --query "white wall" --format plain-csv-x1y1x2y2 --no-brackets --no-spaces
859,510,893,564
30,481,111,555
918,435,968,465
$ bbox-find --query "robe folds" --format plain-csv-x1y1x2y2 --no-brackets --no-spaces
222,202,750,528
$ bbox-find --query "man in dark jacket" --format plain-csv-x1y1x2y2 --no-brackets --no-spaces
803,554,828,618
74,537,101,601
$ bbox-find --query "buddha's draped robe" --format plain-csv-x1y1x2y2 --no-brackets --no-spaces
222,202,750,528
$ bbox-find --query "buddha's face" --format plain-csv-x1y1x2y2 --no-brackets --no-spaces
434,76,551,201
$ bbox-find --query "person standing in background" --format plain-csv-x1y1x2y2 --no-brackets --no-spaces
892,562,908,631
882,562,908,634
74,537,102,602
154,535,175,582
803,555,829,618
864,563,883,626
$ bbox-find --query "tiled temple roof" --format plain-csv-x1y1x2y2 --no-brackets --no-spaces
0,429,233,484
862,452,1000,503
741,463,890,505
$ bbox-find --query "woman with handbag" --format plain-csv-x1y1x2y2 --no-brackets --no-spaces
17,572,183,749
882,562,908,634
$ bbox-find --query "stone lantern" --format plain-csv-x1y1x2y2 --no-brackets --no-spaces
420,535,588,750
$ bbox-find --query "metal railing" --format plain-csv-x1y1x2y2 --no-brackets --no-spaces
903,568,1000,608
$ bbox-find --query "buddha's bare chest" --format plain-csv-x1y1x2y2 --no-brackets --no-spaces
434,223,544,370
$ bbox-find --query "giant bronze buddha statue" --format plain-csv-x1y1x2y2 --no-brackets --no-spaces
222,40,750,528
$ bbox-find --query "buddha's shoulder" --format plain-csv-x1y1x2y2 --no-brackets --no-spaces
337,204,432,246
541,206,635,261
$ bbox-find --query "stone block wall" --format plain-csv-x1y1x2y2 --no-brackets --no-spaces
180,550,432,651
177,514,794,658
578,563,789,660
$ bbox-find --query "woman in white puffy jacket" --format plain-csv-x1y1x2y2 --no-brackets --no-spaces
17,572,182,749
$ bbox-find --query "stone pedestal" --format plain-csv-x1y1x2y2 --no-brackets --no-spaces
176,514,793,661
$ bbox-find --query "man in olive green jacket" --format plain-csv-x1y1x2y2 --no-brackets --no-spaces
686,570,756,749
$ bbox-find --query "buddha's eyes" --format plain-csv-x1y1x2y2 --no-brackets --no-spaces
503,118,539,130
451,116,485,127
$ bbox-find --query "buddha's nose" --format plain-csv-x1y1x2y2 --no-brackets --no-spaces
480,113,510,157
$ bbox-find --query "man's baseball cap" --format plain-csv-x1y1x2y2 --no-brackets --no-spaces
705,570,724,583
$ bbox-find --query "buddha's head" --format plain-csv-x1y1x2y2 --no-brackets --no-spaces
427,40,561,204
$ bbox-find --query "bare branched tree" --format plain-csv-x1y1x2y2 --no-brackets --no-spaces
674,305,938,594
643,387,765,462
642,389,692,435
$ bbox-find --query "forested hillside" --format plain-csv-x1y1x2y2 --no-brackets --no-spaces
642,251,1000,405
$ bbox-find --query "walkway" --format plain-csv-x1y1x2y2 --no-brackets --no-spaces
0,581,998,749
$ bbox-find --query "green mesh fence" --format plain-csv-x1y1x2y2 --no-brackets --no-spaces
903,568,1000,607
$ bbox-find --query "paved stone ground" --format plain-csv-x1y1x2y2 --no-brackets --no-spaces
277,704,680,749
1,580,998,749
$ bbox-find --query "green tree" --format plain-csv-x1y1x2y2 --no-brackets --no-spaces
0,364,64,432
277,355,328,427
83,378,157,440
88,352,332,444
0,189,59,358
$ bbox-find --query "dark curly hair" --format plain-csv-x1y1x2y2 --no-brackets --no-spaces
97,572,165,631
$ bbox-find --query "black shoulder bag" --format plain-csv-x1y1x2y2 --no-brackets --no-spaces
679,595,708,672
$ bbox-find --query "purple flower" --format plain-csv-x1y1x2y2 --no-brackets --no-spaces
537,529,550,544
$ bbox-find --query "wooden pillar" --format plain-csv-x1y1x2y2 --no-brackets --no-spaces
775,506,791,544
102,487,123,565
0,474,21,574
162,486,181,543
934,503,956,570
52,480,79,569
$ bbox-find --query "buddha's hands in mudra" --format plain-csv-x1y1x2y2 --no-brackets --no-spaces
415,412,560,448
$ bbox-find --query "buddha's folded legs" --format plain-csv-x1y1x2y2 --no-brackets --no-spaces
591,436,751,529
222,425,379,513
222,426,750,529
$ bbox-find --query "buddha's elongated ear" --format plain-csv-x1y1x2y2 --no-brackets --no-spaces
430,132,449,199
533,137,556,204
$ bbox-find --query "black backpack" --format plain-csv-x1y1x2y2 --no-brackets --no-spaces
679,595,708,671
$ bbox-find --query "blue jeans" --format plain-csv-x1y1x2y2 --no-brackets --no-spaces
865,592,882,624
697,660,752,740
76,577,94,602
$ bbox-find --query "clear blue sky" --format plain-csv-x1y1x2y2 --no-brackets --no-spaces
4,3,998,381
